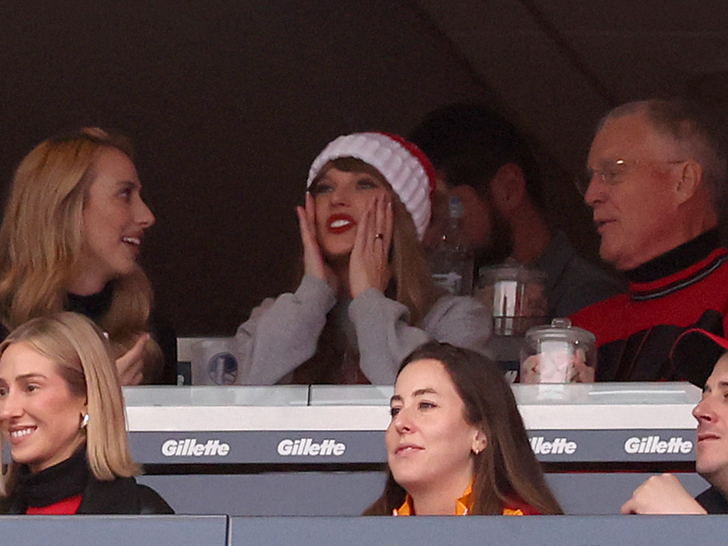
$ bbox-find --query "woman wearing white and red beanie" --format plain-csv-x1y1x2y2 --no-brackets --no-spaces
236,132,492,384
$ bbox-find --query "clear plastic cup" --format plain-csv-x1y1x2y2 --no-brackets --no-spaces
475,259,548,336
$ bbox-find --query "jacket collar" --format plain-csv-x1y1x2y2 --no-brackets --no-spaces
626,229,721,285
393,484,473,516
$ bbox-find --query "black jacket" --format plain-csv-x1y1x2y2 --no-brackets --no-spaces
1,475,174,515
695,486,728,514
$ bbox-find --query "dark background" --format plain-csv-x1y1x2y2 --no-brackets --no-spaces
2,1,727,335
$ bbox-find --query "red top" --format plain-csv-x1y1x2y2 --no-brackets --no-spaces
503,496,541,515
25,494,82,515
571,247,728,347
570,242,728,382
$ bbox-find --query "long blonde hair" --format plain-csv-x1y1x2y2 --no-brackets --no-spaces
0,128,163,382
0,312,138,497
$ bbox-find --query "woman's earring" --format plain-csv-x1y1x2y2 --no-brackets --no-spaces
80,413,90,430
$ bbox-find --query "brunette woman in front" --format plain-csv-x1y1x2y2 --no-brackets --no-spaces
365,341,562,515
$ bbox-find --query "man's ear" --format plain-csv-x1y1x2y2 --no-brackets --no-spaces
675,160,703,205
449,184,482,209
489,163,526,213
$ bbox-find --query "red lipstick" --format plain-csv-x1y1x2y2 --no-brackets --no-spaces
327,214,356,234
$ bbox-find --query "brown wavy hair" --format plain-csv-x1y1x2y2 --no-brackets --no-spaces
364,342,563,515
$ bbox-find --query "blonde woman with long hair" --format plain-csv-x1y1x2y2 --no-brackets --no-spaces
237,132,491,384
0,128,176,384
0,312,173,514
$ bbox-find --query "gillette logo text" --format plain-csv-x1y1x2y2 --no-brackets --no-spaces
161,439,230,457
529,436,577,455
624,436,693,454
277,438,346,457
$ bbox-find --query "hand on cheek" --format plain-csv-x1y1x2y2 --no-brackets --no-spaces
297,193,337,291
349,196,393,298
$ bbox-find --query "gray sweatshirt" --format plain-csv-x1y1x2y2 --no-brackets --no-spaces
236,275,492,385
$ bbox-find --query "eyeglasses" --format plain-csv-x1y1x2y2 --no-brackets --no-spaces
574,159,687,195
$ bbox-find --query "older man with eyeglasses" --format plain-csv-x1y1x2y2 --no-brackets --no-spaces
570,98,728,385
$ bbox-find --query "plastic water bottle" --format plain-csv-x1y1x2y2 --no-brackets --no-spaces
429,196,474,296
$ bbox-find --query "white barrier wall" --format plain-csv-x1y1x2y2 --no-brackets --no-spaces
123,382,705,515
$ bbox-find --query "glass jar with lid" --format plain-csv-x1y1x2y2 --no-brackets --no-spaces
520,318,597,383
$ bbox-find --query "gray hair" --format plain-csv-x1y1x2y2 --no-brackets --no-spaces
599,99,727,213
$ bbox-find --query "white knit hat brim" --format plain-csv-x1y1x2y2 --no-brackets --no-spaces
307,132,432,240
